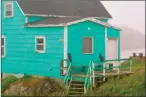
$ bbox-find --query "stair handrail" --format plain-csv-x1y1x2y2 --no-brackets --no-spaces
64,62,72,85
84,61,92,95
92,61,95,87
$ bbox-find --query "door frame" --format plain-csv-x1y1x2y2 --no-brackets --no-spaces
63,26,68,75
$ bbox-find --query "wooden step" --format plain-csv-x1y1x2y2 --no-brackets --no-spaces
68,91,84,95
71,80,84,84
69,88,84,92
70,84,84,88
67,95,81,97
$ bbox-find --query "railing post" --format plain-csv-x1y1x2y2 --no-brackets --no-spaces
90,66,92,86
117,61,120,79
92,62,95,87
130,59,132,72
103,62,106,81
84,86,86,95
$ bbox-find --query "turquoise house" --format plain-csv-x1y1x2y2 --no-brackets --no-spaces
1,0,121,79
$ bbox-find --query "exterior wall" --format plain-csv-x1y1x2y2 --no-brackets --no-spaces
107,27,120,59
95,18,108,23
2,1,64,78
27,16,45,23
68,21,105,73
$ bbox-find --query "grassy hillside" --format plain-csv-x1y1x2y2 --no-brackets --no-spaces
86,58,145,96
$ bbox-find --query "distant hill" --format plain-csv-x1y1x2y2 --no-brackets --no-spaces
119,26,145,51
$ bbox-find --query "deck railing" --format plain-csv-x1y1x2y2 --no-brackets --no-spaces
63,59,72,90
93,58,133,81
84,61,92,95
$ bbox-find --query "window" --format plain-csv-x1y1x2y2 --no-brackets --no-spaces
1,36,6,57
35,36,45,53
4,2,13,18
82,37,93,54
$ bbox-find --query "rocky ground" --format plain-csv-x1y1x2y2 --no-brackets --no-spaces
2,76,66,96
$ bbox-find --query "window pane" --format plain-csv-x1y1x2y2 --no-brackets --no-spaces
83,38,92,53
37,38,44,44
36,45,44,50
1,47,4,56
88,38,92,53
1,38,4,46
6,10,12,16
6,4,12,10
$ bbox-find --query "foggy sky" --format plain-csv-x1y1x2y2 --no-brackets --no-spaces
101,1,145,34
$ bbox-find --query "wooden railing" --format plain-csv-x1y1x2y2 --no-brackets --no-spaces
64,62,72,85
93,58,133,81
84,61,92,94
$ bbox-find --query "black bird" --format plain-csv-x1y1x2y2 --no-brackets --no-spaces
98,54,104,62
68,53,72,63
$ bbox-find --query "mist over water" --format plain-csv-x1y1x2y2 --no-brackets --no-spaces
121,48,145,58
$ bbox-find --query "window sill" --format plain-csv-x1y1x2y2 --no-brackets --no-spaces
82,53,94,55
35,51,46,53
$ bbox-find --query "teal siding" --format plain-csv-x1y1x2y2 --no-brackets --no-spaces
107,27,120,59
68,21,105,73
2,1,64,78
28,16,45,23
2,0,121,77
96,18,108,23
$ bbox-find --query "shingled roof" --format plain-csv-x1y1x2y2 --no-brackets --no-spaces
17,0,112,18
25,17,82,26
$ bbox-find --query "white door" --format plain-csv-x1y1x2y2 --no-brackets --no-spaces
106,38,118,70
106,38,118,60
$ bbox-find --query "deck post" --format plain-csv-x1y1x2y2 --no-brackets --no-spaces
92,62,95,87
117,61,120,79
130,60,132,72
103,63,106,81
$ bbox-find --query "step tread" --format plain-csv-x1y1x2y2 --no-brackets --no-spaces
68,95,81,96
71,84,84,86
70,87,84,89
68,91,84,93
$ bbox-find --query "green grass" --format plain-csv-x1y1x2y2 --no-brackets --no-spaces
2,76,18,93
120,58,145,72
86,58,145,96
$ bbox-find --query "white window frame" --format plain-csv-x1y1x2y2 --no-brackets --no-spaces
35,36,46,53
1,36,6,58
4,1,14,18
82,36,94,54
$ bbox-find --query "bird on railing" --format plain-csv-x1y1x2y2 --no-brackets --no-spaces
98,54,104,62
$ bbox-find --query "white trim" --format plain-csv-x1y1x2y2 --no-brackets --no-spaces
1,36,6,58
67,18,121,30
15,1,25,16
25,17,121,30
35,36,46,53
26,14,49,17
25,14,111,19
25,16,28,23
105,27,108,60
82,36,94,54
4,1,14,18
63,26,68,74
25,24,64,27
91,17,111,19
25,14,80,18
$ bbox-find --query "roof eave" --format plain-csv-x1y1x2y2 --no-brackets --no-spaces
24,17,121,31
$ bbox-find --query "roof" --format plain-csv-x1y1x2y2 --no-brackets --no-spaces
17,0,112,18
25,17,82,25
25,17,121,30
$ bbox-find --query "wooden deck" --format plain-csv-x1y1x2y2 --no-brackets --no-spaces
72,71,134,78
